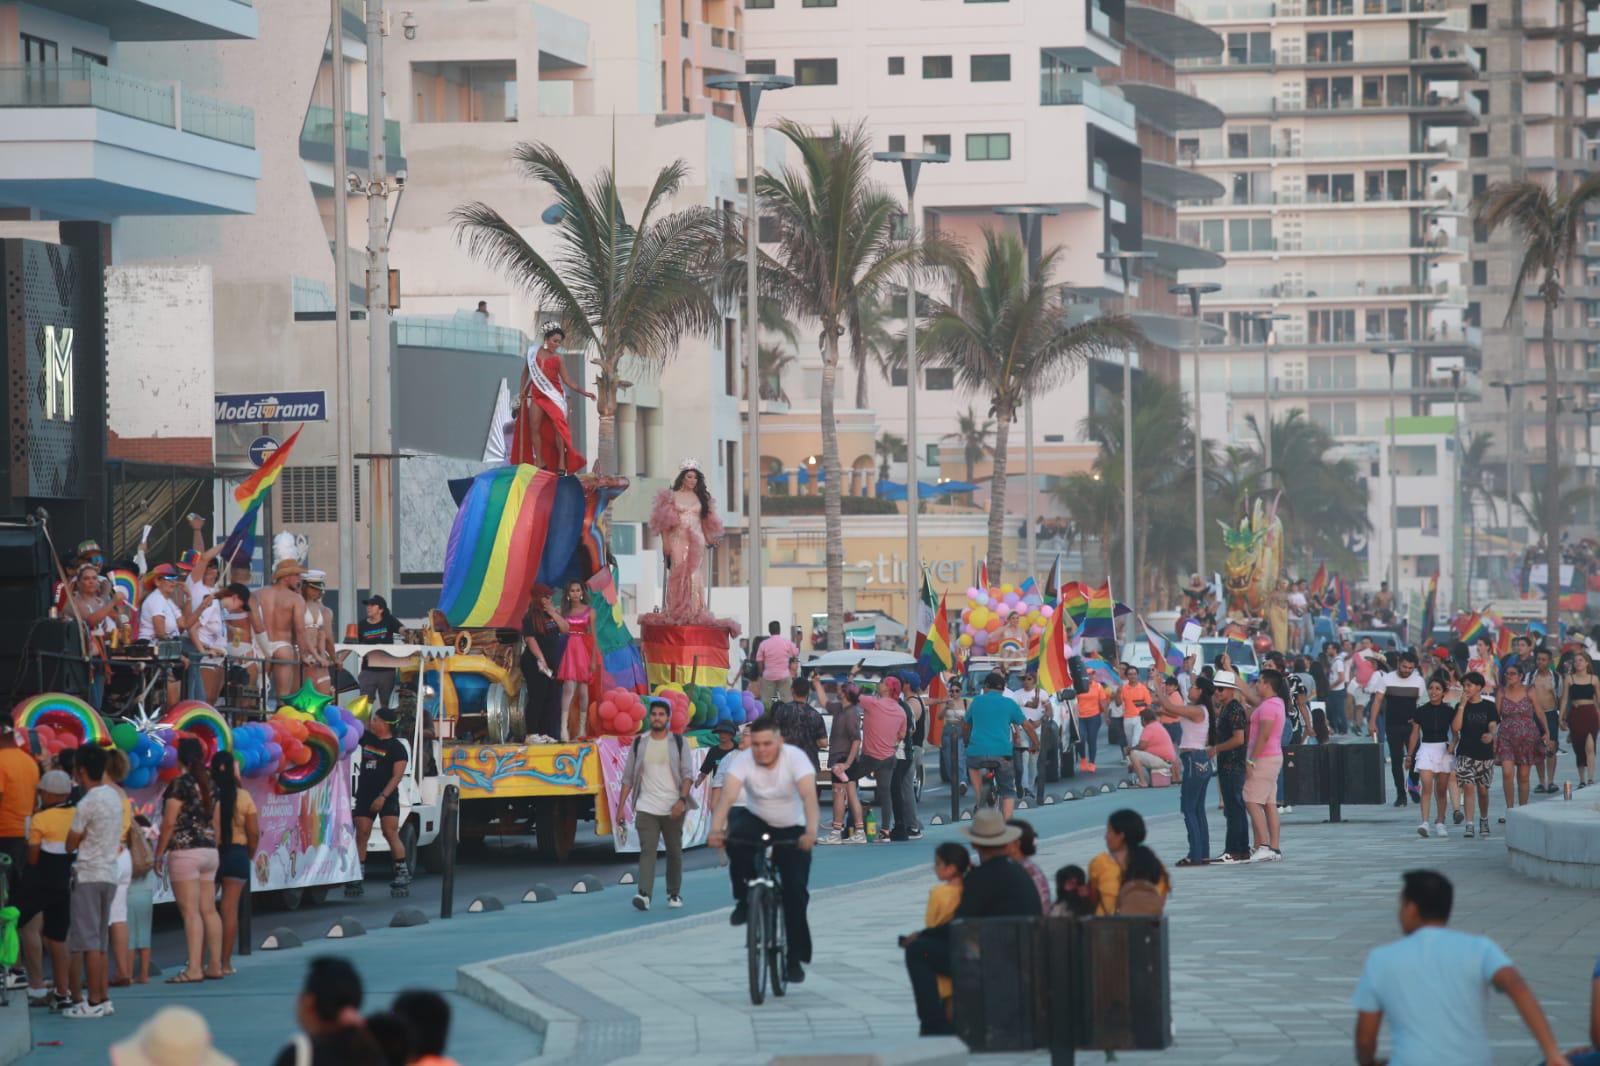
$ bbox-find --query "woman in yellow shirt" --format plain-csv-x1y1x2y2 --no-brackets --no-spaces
1086,808,1171,916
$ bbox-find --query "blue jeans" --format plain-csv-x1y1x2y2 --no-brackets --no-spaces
1179,751,1212,861
1325,690,1347,733
1217,766,1249,857
1080,716,1101,763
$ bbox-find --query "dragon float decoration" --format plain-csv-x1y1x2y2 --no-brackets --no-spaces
1220,496,1286,619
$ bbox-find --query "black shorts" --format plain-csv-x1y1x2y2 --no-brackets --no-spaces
219,843,252,882
1106,716,1127,747
848,756,891,783
18,876,70,942
355,792,400,820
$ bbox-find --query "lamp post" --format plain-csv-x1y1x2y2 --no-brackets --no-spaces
996,205,1062,583
1171,282,1221,578
329,0,357,631
1488,378,1529,554
1098,249,1156,648
706,72,792,641
1249,312,1291,488
875,149,948,631
1375,347,1412,601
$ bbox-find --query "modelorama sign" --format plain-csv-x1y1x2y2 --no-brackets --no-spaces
42,324,73,422
214,390,328,424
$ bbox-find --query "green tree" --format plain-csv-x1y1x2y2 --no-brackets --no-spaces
1244,411,1369,572
942,406,995,486
920,230,1138,581
1458,430,1499,594
750,120,952,647
852,293,900,409
875,433,906,481
1474,174,1600,634
452,144,722,474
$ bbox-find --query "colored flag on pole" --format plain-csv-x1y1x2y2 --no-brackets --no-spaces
918,590,954,680
1043,553,1063,605
1309,563,1328,599
233,425,302,509
845,620,877,649
1142,616,1184,678
1019,576,1039,601
977,559,990,592
913,565,938,660
218,505,259,572
1494,621,1513,660
1455,611,1488,645
1060,583,1089,626
1419,571,1439,637
1080,581,1116,640
1036,598,1074,696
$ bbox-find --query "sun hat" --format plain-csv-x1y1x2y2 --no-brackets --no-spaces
110,1005,235,1066
272,559,307,582
958,807,1022,847
1211,670,1241,690
39,769,72,795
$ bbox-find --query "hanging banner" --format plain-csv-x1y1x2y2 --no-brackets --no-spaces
596,734,713,855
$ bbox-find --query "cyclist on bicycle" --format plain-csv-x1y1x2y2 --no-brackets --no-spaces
708,715,819,984
965,671,1036,819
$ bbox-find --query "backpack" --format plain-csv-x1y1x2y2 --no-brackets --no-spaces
127,823,154,881
1116,879,1165,917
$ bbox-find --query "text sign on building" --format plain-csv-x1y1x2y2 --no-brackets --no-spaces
214,390,327,424
42,325,73,422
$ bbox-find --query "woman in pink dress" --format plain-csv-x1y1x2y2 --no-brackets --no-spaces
547,581,595,740
510,324,593,474
647,460,724,625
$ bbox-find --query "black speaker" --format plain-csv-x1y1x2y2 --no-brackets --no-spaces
1077,916,1172,1051
951,917,1050,1051
0,520,54,698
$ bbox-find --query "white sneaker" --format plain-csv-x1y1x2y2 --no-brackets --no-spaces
1247,845,1273,863
1417,823,1430,838
847,831,867,844
62,999,112,1019
821,828,843,845
631,893,650,911
667,895,683,909
1265,848,1283,862
1434,821,1447,838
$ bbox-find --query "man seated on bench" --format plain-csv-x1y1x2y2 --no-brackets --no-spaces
902,809,1042,1037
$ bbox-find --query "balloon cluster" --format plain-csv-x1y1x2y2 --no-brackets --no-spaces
707,687,761,728
115,727,177,791
264,716,342,794
653,687,692,733
596,688,647,736
30,722,86,759
956,584,1055,652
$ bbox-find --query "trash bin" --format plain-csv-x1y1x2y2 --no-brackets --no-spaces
950,917,1048,1051
1284,744,1332,806
1076,916,1171,1051
1336,741,1387,804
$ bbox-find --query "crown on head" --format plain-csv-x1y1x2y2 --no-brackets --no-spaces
679,458,703,473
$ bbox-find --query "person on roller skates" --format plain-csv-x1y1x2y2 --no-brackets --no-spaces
348,706,410,897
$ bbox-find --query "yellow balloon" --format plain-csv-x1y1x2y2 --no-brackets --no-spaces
346,695,372,721
958,633,974,648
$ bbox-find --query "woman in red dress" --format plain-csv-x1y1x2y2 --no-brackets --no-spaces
546,580,595,740
511,323,594,473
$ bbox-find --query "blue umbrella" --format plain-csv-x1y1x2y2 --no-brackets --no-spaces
935,480,979,494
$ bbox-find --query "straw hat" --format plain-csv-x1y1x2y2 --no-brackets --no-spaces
958,808,1021,847
272,559,307,582
110,1006,235,1066
1211,670,1242,691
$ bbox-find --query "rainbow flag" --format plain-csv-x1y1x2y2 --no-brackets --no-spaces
1419,572,1439,637
1036,596,1073,695
1309,563,1328,599
1143,616,1185,677
919,590,954,679
1059,582,1089,626
1494,620,1513,660
1080,581,1116,640
1456,611,1488,645
233,426,302,509
977,559,990,591
1043,553,1063,605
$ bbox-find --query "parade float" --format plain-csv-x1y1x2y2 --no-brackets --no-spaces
1220,497,1286,619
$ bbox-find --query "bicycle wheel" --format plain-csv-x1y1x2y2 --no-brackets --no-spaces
947,735,962,824
746,883,769,1006
767,883,788,997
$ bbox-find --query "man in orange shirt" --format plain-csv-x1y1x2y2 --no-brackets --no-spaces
1118,665,1153,767
1075,680,1107,771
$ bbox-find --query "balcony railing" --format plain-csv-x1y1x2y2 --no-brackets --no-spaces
302,104,401,160
0,61,254,147
394,316,528,356
1196,0,1445,18
1181,135,1426,162
1040,73,1137,126
1208,280,1454,300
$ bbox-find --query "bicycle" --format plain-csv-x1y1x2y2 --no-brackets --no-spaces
742,833,792,1006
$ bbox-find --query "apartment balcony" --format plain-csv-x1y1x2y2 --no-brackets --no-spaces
1193,0,1451,22
1145,233,1226,269
1203,333,1479,357
0,61,257,218
1131,310,1228,347
1182,45,1426,70
1205,280,1455,304
299,105,406,177
1183,189,1445,209
1125,2,1223,60
1040,72,1139,135
1220,232,1468,258
695,22,741,77
1117,81,1225,130
1143,157,1224,202
1209,88,1479,124
1415,41,1481,79
24,0,256,41
1226,378,1481,402
1179,135,1441,165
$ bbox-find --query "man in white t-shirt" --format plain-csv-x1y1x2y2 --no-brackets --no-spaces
63,745,122,1018
1324,641,1350,735
1007,672,1055,795
616,699,697,912
1370,651,1426,809
710,716,819,985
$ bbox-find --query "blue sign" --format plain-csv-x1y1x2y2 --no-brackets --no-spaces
248,435,280,468
214,390,327,424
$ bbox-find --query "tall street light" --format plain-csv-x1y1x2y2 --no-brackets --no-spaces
874,149,949,630
706,72,792,640
1488,378,1526,550
996,205,1061,582
1172,282,1221,580
329,0,357,630
1375,347,1412,601
1249,311,1290,487
1098,249,1156,648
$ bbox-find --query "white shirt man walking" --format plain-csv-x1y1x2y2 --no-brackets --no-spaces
617,698,698,911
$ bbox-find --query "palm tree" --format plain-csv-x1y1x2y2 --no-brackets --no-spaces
757,345,795,404
1244,411,1369,572
1474,174,1600,634
1057,468,1118,584
452,144,722,474
851,293,900,409
875,433,906,482
750,119,953,648
920,229,1138,580
1515,481,1596,545
1458,430,1499,595
942,407,995,486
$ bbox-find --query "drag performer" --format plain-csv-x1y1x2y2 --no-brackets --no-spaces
546,580,596,740
648,459,725,626
510,323,593,473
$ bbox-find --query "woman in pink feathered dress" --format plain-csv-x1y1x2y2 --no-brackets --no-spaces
648,461,724,626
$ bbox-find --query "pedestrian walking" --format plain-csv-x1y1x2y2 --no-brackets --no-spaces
1243,670,1288,862
1370,652,1426,807
1075,676,1107,771
616,698,697,911
1324,641,1349,734
1207,671,1251,863
154,737,222,987
63,744,122,1017
1406,678,1456,838
1451,671,1498,838
860,681,908,840
1561,651,1598,789
1174,675,1214,866
1352,869,1568,1066
1531,647,1562,793
824,683,866,844
1494,662,1552,819
1008,671,1053,796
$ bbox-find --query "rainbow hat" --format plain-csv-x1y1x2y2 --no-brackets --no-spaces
12,693,112,747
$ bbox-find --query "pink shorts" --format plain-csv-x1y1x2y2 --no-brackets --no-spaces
167,847,220,883
1242,756,1282,805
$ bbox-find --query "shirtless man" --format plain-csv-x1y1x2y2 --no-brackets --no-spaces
300,571,336,694
257,560,308,702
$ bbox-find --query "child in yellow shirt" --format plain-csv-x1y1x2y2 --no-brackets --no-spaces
923,842,970,1001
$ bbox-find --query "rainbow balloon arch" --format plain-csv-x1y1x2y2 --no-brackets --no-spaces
11,692,362,796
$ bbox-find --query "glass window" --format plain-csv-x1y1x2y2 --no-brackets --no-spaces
888,134,906,152
801,0,838,6
72,48,108,66
970,54,1011,82
966,132,1011,160
411,60,518,122
746,0,774,7
794,58,838,85
923,55,953,78
21,33,59,62
1395,445,1438,477
746,59,777,75
923,134,952,155
925,368,955,390
888,56,905,75
1396,505,1439,529
890,368,908,386
1251,218,1273,250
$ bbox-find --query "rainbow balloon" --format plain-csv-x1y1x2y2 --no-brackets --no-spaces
161,701,233,757
107,568,141,610
275,720,340,795
12,693,111,747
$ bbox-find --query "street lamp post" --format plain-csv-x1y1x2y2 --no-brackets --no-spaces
1172,282,1221,579
329,0,357,631
706,73,792,641
1098,249,1156,648
874,149,948,631
1376,347,1412,602
1249,312,1291,488
996,206,1061,584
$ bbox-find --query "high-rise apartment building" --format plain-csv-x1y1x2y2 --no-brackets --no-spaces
1175,0,1480,601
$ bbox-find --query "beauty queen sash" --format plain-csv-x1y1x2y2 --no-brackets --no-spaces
527,346,567,416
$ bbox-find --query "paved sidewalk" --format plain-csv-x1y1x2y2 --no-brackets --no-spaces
463,790,1600,1066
